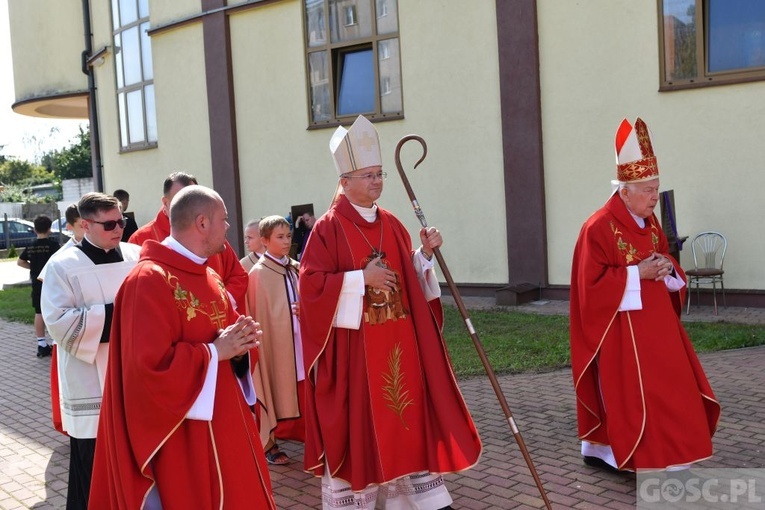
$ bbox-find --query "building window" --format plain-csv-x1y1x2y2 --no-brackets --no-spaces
112,0,157,149
304,0,402,126
377,0,388,18
659,0,765,90
344,5,357,26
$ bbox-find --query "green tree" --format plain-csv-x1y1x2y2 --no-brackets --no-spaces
0,159,55,186
41,128,92,181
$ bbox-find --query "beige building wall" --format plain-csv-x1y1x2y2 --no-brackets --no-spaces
231,0,507,283
8,0,87,115
539,0,765,290
88,2,213,226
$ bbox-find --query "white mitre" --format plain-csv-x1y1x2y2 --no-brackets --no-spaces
329,115,382,176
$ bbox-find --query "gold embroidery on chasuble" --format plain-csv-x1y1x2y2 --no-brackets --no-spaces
362,255,409,326
381,343,414,429
610,221,662,265
153,265,229,329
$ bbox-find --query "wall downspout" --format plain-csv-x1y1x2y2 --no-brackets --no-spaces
81,0,104,192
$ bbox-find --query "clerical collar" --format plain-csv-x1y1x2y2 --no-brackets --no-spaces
162,236,208,264
78,237,124,265
264,252,289,266
350,202,378,223
628,210,646,228
83,234,115,252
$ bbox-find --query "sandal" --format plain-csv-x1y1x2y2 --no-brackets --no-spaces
265,444,291,465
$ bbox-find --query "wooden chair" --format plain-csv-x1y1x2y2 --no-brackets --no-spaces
685,231,727,315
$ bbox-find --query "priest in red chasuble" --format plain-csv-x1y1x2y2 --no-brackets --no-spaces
129,171,248,310
570,118,720,472
90,185,275,509
299,115,481,510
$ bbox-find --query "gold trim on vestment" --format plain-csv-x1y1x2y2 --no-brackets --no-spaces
140,344,213,508
618,311,647,470
575,308,619,440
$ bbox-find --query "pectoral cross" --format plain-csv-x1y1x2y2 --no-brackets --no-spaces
209,301,226,329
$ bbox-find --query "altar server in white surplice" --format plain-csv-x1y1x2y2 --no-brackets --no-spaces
41,192,140,510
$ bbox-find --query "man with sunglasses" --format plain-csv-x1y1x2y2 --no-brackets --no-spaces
41,192,141,510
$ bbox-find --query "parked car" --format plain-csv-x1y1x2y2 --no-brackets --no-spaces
50,216,73,239
0,218,62,250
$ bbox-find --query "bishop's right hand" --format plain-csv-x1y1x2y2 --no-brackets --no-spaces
363,256,396,292
637,253,674,282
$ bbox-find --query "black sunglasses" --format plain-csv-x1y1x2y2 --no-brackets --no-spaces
89,217,128,231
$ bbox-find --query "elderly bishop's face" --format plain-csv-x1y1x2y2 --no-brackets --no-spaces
620,178,660,219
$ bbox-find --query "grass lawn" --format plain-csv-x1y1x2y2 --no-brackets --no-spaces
0,285,34,325
442,305,765,377
2,285,764,377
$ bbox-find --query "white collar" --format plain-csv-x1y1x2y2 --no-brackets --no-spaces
351,202,378,223
628,210,646,228
162,236,207,264
264,252,289,265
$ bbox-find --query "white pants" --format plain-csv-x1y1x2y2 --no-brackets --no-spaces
322,470,452,510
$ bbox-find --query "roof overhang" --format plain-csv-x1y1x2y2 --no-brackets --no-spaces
12,92,89,119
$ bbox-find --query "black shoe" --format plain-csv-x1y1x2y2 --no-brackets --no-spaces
438,507,454,510
36,345,52,358
583,455,620,473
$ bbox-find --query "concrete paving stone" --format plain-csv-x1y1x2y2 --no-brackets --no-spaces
454,485,496,501
568,489,611,506
510,493,547,508
480,494,524,509
546,490,582,508
539,476,578,495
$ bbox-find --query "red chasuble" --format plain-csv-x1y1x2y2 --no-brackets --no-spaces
570,193,720,470
299,195,481,490
89,241,275,509
129,208,248,308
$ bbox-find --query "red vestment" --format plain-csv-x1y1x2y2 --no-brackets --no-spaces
570,193,720,470
129,208,248,308
299,195,481,490
89,241,275,509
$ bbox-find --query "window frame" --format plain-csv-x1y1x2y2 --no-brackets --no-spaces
111,0,157,151
303,0,404,128
658,0,765,91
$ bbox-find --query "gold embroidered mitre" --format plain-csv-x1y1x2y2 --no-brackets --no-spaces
615,117,660,183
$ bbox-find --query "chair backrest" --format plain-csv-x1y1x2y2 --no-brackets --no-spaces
690,231,727,271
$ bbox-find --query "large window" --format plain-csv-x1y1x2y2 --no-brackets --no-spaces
659,0,765,89
112,0,157,149
304,0,403,126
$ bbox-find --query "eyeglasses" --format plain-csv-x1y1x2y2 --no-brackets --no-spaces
343,172,387,181
89,217,128,231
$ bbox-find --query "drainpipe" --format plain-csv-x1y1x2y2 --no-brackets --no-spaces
81,0,104,192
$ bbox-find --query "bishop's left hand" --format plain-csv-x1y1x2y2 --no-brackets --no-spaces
419,227,442,260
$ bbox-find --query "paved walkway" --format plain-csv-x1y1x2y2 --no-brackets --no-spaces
1,284,764,508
